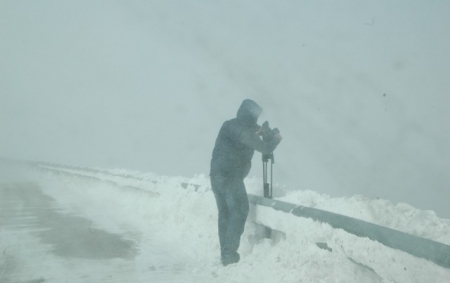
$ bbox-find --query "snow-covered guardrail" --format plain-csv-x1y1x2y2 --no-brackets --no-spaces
248,195,450,270
12,159,450,270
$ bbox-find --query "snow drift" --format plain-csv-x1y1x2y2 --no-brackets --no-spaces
5,162,446,283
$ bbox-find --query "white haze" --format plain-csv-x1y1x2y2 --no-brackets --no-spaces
1,1,449,218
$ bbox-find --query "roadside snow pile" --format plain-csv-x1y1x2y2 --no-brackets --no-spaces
30,165,450,282
41,164,450,245
276,190,450,245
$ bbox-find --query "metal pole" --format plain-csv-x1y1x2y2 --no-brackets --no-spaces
262,153,274,238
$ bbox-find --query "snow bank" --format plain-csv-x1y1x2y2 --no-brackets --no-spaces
28,165,450,282
277,190,450,245
40,164,450,245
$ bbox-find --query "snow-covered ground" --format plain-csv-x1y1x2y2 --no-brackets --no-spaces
1,163,449,283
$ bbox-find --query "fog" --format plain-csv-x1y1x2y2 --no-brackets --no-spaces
1,1,449,217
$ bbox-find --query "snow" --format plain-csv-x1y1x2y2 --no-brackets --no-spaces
276,190,450,245
38,164,450,245
2,163,449,282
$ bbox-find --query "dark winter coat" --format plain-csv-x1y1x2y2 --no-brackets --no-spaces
210,99,280,179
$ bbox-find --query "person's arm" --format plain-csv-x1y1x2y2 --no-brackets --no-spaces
240,130,282,154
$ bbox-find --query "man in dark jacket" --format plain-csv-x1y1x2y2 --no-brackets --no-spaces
210,99,282,266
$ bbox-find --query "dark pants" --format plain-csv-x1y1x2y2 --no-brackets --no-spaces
210,175,249,264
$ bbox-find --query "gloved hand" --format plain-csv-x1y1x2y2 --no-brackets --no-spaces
261,121,281,142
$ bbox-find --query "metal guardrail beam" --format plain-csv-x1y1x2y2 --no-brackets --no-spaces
248,194,450,269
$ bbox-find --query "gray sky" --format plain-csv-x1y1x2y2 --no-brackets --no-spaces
1,1,449,217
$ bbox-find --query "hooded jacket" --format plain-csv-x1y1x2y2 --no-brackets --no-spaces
210,99,280,178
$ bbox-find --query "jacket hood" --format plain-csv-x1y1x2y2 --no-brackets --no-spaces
236,99,262,125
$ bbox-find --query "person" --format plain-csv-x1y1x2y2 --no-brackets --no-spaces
210,99,282,266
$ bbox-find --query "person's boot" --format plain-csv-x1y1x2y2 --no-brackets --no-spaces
221,253,240,266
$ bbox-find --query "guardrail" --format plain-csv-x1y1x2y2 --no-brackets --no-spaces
248,195,450,270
